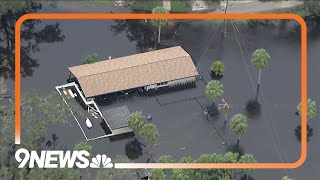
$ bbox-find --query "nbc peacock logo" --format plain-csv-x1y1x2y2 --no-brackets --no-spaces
90,154,113,168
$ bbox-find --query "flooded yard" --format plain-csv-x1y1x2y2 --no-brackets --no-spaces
2,3,320,180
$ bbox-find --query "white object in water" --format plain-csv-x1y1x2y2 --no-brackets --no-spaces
86,118,92,129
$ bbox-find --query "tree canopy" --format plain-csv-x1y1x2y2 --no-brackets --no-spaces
205,80,223,101
96,156,140,180
251,48,270,70
74,142,93,153
149,169,166,180
150,6,168,27
211,60,225,76
0,0,65,78
229,114,248,136
239,154,256,174
128,111,147,132
297,98,317,119
140,123,159,145
82,53,98,64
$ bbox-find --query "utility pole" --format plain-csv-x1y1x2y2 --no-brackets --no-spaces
224,0,229,37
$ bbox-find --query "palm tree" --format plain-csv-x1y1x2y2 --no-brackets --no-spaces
218,99,232,125
251,48,270,99
229,114,248,144
296,98,317,120
205,80,223,107
151,6,168,43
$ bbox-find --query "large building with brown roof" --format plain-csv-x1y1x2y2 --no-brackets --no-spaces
68,46,199,98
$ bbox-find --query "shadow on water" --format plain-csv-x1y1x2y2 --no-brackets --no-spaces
227,143,245,158
245,99,261,119
96,83,197,107
109,132,135,142
295,124,313,142
125,138,144,160
239,174,254,180
210,72,223,80
0,1,65,79
110,17,178,52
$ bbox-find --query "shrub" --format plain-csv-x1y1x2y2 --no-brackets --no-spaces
210,60,224,76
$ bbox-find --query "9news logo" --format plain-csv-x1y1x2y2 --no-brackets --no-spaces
15,148,113,169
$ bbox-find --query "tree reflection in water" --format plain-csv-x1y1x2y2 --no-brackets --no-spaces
0,0,65,79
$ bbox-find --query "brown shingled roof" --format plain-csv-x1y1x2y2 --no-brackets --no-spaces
69,46,199,97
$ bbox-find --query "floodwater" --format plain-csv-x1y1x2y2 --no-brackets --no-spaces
2,2,320,180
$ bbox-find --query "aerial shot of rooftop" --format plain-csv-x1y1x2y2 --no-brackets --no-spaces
0,0,320,180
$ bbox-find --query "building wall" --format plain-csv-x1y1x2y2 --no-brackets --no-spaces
144,76,196,91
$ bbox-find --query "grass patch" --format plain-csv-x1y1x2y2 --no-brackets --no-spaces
77,0,115,4
171,0,192,13
192,19,250,25
131,0,192,13
131,0,162,12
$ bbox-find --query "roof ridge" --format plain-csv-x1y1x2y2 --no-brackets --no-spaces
78,55,191,79
70,46,187,76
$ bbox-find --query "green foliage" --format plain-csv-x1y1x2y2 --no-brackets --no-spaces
282,176,293,180
171,0,192,13
82,53,98,64
239,154,256,174
303,0,320,16
205,80,223,100
158,155,173,163
229,114,248,136
149,169,166,180
150,6,168,27
172,168,190,180
148,47,156,51
128,111,147,132
210,60,224,76
97,156,139,180
74,142,93,153
251,48,270,70
193,152,239,180
27,168,85,180
297,98,317,119
172,156,194,180
140,123,159,145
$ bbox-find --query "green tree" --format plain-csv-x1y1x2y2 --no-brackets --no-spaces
229,114,248,144
128,111,147,133
282,176,293,180
194,152,238,179
151,6,168,43
27,168,85,180
210,60,224,76
303,0,320,16
172,156,194,180
0,90,83,178
140,123,158,145
205,80,223,105
0,0,65,78
149,169,166,180
74,142,93,153
158,155,173,174
140,123,159,162
239,154,256,179
82,53,98,64
158,155,173,163
148,47,156,51
96,156,139,180
251,48,270,99
296,98,317,120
